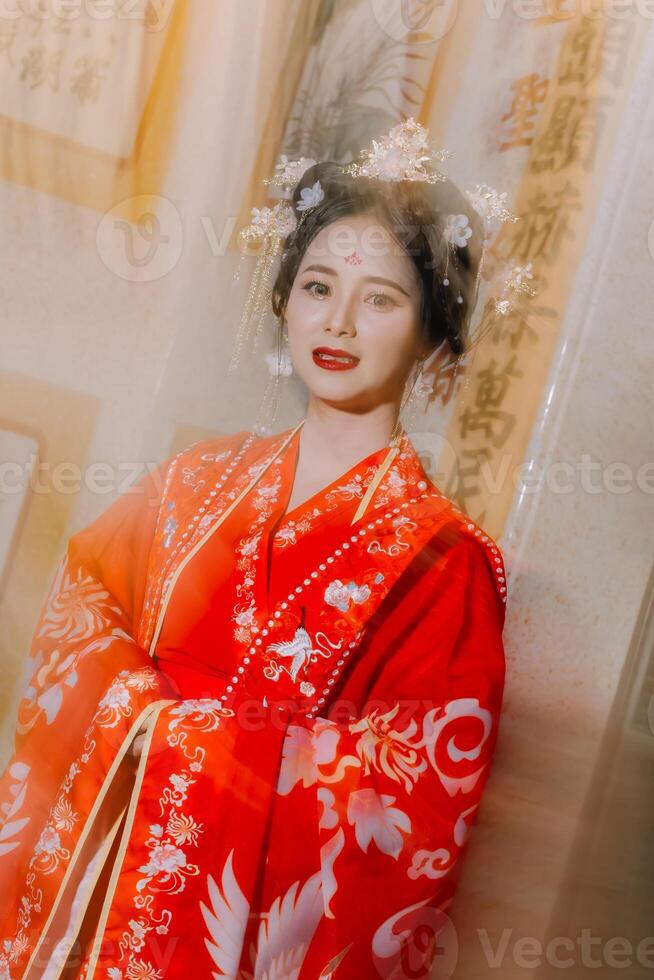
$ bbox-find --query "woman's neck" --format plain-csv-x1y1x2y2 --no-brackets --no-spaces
300,398,400,469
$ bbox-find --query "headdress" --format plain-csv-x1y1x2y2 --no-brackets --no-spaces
229,118,533,429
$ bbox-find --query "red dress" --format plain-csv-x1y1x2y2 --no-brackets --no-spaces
0,422,507,979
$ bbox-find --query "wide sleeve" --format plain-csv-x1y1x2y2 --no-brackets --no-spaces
0,460,176,902
11,460,174,741
275,530,506,977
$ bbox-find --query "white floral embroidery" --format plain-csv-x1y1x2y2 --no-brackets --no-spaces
139,842,187,878
325,475,365,502
22,630,130,728
118,709,209,977
373,470,410,511
347,789,411,859
233,599,257,645
273,524,298,545
167,700,232,733
7,932,29,962
34,826,61,856
37,559,121,644
124,670,159,694
278,697,489,868
239,533,261,558
272,511,317,547
0,762,31,860
271,437,413,548
166,812,203,847
324,579,371,613
100,681,130,710
2,669,159,963
168,774,190,802
128,918,147,947
95,679,134,728
348,704,427,793
252,477,281,508
126,959,162,979
33,824,69,874
231,463,284,644
52,799,78,833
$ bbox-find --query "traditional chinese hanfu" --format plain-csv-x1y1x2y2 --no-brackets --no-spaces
0,420,507,979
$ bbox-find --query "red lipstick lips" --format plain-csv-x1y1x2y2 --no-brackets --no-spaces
312,347,360,371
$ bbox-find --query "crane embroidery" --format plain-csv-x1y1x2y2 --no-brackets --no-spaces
264,609,342,684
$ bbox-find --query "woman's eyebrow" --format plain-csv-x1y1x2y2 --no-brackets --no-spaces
364,275,410,298
302,264,410,297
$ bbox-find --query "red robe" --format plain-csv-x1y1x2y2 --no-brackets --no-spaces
0,422,507,979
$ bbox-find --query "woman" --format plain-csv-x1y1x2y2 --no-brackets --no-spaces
0,126,508,979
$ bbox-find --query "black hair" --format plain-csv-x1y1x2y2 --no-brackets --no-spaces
271,160,484,358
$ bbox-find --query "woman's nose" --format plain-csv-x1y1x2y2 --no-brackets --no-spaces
325,300,356,336
325,321,355,337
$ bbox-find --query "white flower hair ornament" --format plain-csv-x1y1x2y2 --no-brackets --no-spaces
341,116,450,183
296,180,325,212
494,262,537,316
444,213,473,249
229,117,525,373
465,184,517,240
265,154,318,193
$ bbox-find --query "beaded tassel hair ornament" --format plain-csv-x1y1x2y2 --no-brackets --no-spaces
229,118,535,435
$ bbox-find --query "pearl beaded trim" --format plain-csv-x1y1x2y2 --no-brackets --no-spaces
144,432,257,642
214,488,507,720
217,489,435,715
180,435,256,541
465,522,507,596
146,429,507,727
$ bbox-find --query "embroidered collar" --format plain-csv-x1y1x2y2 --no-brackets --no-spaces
230,426,435,647
256,423,434,524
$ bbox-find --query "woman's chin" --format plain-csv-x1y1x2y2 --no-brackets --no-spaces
305,386,386,417
297,362,397,413
300,364,364,400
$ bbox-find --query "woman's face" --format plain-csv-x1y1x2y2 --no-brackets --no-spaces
283,212,425,413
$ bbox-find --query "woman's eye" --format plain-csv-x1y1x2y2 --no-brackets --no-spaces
301,282,395,308
302,280,330,298
367,292,395,309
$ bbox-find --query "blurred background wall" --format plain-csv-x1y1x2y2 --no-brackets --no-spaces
1,1,653,976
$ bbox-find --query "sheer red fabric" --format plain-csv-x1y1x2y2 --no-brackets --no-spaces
0,425,506,979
